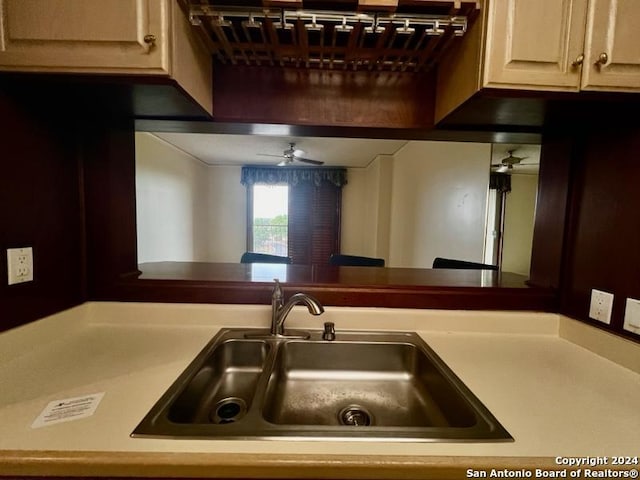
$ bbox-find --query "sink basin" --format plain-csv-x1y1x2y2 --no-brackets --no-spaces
263,341,477,428
168,339,270,424
133,329,512,442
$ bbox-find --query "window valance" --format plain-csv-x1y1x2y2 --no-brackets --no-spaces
241,166,348,188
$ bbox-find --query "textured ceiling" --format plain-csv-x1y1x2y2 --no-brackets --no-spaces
150,132,541,172
152,132,409,168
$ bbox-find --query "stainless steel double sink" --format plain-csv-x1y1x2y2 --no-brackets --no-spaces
132,328,512,442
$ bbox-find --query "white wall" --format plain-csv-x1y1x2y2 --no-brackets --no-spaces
136,133,209,263
502,174,538,275
205,165,246,263
136,133,246,263
341,168,367,255
388,141,491,268
341,155,394,261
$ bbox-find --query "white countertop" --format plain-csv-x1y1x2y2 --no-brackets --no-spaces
1,302,639,477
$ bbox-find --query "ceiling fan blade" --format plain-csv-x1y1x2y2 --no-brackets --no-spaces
256,153,285,158
295,156,324,165
501,155,529,163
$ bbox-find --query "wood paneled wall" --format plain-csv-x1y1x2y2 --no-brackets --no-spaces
559,124,640,338
528,134,573,290
81,116,140,298
0,86,84,331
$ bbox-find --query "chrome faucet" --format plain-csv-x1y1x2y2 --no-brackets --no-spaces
270,279,324,337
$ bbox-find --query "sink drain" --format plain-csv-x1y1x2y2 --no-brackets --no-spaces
338,405,373,426
210,397,247,424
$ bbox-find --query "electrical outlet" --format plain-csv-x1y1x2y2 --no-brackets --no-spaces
589,289,614,324
7,247,33,285
623,298,640,335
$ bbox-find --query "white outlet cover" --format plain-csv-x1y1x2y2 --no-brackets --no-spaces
7,247,33,285
588,289,614,324
623,298,640,335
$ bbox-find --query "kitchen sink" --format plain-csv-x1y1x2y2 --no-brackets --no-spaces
263,341,477,428
168,339,270,424
132,328,512,442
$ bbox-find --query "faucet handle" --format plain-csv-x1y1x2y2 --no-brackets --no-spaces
322,322,336,341
272,278,283,299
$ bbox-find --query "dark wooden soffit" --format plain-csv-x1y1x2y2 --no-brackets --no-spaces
135,118,543,143
211,64,436,128
0,73,212,121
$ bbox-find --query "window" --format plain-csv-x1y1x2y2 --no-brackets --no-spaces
242,166,347,265
250,184,288,256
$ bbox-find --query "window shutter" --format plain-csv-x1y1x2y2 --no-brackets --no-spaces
288,182,341,265
288,183,312,264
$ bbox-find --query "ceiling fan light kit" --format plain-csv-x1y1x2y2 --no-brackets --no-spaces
264,142,325,166
491,150,535,173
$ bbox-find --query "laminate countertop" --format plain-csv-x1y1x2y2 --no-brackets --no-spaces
1,302,639,479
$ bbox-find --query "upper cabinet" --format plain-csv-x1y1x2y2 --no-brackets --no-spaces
436,0,640,121
485,0,640,92
0,0,167,72
484,0,589,91
581,0,640,90
0,0,213,115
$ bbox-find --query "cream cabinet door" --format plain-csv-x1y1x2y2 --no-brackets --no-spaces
0,0,168,74
483,0,589,91
581,0,640,91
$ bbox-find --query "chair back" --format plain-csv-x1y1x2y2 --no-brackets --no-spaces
329,254,385,267
432,257,498,271
240,252,292,264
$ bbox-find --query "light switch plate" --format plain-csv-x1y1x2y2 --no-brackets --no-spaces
7,247,33,285
623,298,640,335
588,289,613,324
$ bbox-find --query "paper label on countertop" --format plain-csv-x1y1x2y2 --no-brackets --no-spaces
31,392,105,428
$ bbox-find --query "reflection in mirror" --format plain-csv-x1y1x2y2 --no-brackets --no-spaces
486,144,541,275
135,132,539,275
249,263,289,283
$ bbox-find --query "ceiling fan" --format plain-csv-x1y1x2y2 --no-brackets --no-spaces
491,150,530,173
258,142,324,166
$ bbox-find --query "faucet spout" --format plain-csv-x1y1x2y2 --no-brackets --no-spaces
271,285,324,336
282,293,325,317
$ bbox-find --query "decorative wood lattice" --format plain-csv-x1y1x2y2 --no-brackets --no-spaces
187,1,479,72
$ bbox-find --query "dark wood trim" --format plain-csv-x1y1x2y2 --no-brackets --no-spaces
0,72,212,120
527,132,573,290
135,119,543,144
102,278,557,312
211,65,437,129
81,116,141,298
89,262,558,312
